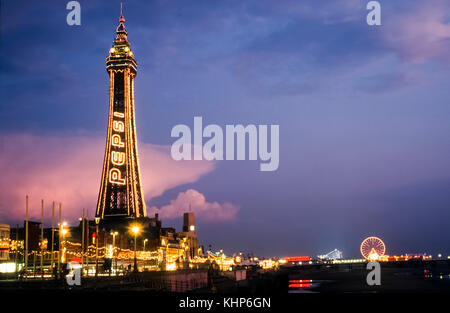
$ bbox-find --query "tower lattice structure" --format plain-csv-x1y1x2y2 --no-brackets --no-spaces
96,6,146,220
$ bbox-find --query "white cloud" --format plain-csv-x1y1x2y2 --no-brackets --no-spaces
148,189,239,221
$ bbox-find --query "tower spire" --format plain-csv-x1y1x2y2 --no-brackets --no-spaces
115,2,127,40
119,2,125,22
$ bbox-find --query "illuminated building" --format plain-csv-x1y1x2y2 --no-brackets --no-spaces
318,249,343,260
281,256,311,266
259,259,276,270
96,5,146,221
159,227,189,271
0,224,10,260
207,251,235,271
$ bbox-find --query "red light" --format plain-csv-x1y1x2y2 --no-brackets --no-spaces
284,256,311,262
289,283,311,288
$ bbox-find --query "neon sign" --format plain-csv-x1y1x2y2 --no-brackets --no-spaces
109,112,126,185
111,134,124,147
111,151,125,166
109,168,126,185
113,120,125,132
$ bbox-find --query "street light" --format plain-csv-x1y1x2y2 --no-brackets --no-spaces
131,225,140,272
110,231,118,274
95,218,100,278
60,223,68,264
143,238,148,271
143,238,148,251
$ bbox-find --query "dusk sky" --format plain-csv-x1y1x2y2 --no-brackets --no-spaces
1,0,450,258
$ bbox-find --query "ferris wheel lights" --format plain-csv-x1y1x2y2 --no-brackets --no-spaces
360,236,386,261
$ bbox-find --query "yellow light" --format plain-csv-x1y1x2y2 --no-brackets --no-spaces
61,247,66,263
166,262,176,271
61,228,68,236
0,263,16,273
131,225,140,235
110,48,115,54
368,248,380,261
125,47,129,52
108,245,113,258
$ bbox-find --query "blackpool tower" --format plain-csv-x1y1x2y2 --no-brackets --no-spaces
96,5,146,221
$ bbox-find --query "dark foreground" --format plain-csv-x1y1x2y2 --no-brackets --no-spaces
287,259,450,293
0,260,449,311
1,260,449,293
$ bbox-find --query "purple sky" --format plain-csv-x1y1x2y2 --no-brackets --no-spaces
1,0,450,258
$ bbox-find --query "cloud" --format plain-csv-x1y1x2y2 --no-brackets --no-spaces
0,133,214,223
383,1,450,63
148,189,239,221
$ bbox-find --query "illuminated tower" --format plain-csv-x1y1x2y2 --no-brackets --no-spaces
96,5,146,220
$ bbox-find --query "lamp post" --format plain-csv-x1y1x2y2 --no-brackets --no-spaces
40,199,44,279
81,209,85,276
95,218,100,278
59,222,68,280
57,203,61,278
143,238,148,251
50,202,55,278
110,231,118,274
131,225,140,272
60,223,68,264
143,238,148,271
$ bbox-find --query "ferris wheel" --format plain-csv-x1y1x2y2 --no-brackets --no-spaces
360,236,386,261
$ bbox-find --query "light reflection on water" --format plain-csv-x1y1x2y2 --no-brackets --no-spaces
288,279,321,293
